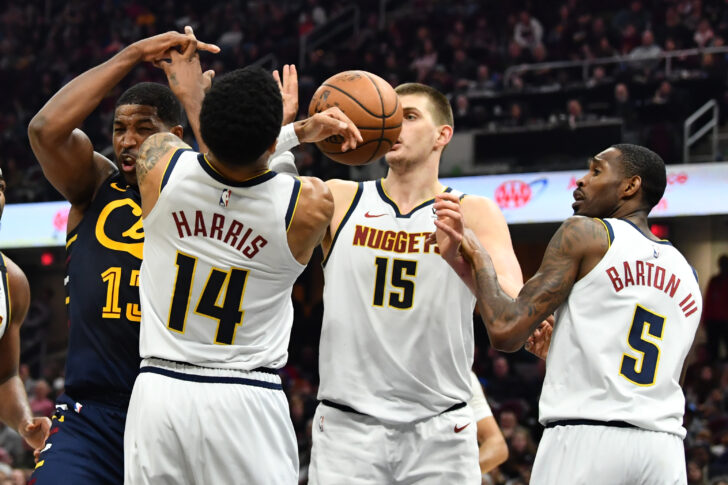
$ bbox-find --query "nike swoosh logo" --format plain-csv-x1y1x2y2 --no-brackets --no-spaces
364,211,386,218
454,423,470,433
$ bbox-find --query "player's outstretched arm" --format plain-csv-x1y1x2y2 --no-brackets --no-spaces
435,193,607,351
136,132,191,217
287,177,335,264
477,415,508,474
0,256,51,450
158,26,218,155
28,31,218,208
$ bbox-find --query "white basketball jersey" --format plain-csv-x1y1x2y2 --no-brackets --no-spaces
139,149,305,370
319,180,476,423
0,254,10,341
540,218,701,437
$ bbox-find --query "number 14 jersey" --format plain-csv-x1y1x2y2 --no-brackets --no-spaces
139,150,305,370
540,218,702,437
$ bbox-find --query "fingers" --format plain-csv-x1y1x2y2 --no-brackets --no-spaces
181,26,220,54
203,69,215,92
273,70,283,91
433,220,462,241
435,192,461,204
284,65,298,96
434,208,463,224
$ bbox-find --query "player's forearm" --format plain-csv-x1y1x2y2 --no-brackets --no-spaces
471,251,537,352
0,375,33,433
179,92,208,153
479,437,509,473
29,46,142,142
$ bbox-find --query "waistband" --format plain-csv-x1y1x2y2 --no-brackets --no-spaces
321,399,466,418
140,357,282,391
545,419,637,429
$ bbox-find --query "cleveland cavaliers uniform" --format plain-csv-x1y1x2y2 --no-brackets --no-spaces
124,149,304,485
310,180,480,485
532,218,701,485
32,173,143,485
0,254,10,342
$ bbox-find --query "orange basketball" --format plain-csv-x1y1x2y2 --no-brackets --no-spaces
308,70,403,166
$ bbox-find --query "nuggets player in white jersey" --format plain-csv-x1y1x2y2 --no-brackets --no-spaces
0,171,51,453
434,144,701,485
122,66,361,485
309,83,523,485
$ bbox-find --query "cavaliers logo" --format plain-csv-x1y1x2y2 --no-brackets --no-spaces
95,199,144,259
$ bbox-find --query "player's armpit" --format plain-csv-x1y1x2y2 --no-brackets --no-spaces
462,196,523,298
469,216,606,352
288,177,334,264
321,179,360,255
136,133,190,185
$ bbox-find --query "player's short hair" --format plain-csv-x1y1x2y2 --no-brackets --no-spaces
611,143,666,210
395,83,454,128
116,82,182,127
200,67,282,166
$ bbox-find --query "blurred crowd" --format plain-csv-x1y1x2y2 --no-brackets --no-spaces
2,0,728,201
1,0,728,483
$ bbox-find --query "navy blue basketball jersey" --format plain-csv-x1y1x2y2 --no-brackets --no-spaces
64,172,143,403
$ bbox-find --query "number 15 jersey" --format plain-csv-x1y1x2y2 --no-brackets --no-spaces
138,150,305,370
540,218,702,437
319,180,476,424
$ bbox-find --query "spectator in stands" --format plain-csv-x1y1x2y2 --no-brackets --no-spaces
658,7,691,48
704,255,728,362
453,94,478,129
0,425,23,467
630,30,664,74
620,24,642,55
514,10,544,51
695,18,716,47
613,1,650,33
28,381,53,419
613,82,637,134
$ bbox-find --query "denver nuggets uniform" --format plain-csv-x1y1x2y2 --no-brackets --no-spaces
124,149,303,485
532,218,701,485
32,172,144,484
310,180,480,484
0,254,10,342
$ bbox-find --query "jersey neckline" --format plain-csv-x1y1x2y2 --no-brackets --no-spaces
375,179,452,218
197,154,276,187
618,218,673,246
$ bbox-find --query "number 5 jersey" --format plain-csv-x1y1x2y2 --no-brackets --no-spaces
539,218,702,437
138,150,305,370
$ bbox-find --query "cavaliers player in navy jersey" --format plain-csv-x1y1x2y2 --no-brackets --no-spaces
27,30,219,484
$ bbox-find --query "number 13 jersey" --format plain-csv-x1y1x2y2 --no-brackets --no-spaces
319,180,476,424
540,218,701,437
139,150,305,370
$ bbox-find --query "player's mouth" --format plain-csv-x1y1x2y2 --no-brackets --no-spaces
119,154,137,172
572,189,585,210
391,140,403,150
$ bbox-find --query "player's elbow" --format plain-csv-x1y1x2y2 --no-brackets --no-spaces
488,328,523,353
27,114,47,144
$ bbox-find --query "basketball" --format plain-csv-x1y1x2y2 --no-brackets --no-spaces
308,70,403,166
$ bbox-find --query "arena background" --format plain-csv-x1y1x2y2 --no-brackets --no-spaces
0,1,727,484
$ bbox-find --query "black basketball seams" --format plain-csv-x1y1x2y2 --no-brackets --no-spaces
320,83,389,119
352,123,402,130
361,71,386,164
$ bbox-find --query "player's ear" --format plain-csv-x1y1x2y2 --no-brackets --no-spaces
623,175,642,198
435,125,453,149
266,140,278,155
171,125,184,139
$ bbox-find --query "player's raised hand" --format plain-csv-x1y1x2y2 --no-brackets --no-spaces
294,107,363,151
157,26,216,101
132,30,220,65
20,416,51,451
274,65,299,125
525,316,554,359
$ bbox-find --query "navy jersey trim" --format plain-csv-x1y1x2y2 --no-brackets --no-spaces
160,148,191,193
322,182,363,268
139,366,282,390
0,253,9,325
375,179,451,218
197,154,277,187
691,266,699,283
285,177,302,232
620,218,673,246
595,218,615,247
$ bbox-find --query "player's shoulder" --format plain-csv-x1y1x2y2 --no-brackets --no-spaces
0,253,30,325
324,178,359,196
556,216,611,252
298,176,334,217
460,194,500,214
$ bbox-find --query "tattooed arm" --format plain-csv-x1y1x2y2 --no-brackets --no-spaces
434,193,609,351
136,132,190,217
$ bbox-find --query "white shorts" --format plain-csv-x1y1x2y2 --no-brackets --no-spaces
124,358,298,485
532,422,686,485
309,401,480,485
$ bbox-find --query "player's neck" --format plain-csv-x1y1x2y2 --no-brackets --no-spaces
382,162,444,213
205,152,269,182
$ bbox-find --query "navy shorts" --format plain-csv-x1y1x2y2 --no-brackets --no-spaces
29,393,127,485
